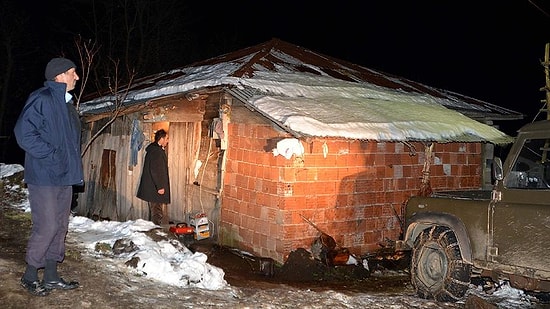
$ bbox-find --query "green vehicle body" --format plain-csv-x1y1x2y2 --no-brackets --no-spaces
400,120,550,301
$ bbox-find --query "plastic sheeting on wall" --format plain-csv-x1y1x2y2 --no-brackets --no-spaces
272,138,304,159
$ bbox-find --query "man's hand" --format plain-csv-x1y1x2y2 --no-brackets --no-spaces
158,188,165,195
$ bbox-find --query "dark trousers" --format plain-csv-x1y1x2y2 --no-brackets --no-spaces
148,202,168,225
26,184,72,268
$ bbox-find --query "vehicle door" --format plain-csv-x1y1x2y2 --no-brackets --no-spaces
492,137,550,274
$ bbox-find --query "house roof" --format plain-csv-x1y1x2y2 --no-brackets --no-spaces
81,38,521,144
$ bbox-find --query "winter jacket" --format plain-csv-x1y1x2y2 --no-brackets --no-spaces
14,81,84,186
137,142,171,204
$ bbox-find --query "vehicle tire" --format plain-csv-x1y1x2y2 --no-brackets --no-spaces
411,225,471,302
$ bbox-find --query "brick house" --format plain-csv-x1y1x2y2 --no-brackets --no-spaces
78,38,522,263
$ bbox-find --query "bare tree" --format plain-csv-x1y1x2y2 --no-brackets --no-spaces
75,37,136,157
73,0,195,92
74,36,100,111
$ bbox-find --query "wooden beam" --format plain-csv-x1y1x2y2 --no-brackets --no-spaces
82,94,208,124
142,98,206,123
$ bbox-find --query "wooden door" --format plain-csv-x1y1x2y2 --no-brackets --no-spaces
167,122,202,222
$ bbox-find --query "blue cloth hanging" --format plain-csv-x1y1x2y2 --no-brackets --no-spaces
130,119,144,166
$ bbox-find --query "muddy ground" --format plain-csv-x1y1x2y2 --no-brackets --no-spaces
0,172,413,308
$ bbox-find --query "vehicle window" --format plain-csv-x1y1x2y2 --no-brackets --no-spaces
505,138,550,189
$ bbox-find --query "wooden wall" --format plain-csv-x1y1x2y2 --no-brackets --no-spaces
78,117,148,221
77,94,222,228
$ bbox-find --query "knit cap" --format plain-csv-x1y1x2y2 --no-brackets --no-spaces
45,58,76,80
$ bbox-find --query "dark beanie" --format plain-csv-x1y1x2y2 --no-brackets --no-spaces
45,58,76,81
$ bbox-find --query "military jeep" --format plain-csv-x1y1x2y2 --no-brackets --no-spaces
399,120,550,302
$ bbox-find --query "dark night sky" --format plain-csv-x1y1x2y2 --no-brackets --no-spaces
220,2,550,130
4,1,550,163
194,1,550,134
23,1,550,128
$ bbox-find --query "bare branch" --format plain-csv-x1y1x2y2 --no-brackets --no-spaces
74,35,100,111
80,58,137,158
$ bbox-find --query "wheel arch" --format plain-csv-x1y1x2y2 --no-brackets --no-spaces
404,212,472,264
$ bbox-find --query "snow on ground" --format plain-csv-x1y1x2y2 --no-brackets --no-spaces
2,162,227,290
68,216,227,290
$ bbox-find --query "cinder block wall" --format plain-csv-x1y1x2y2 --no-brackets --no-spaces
220,122,482,263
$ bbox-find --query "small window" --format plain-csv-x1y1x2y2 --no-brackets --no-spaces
505,138,550,189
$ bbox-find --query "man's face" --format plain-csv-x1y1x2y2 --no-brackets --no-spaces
55,68,80,91
159,135,169,148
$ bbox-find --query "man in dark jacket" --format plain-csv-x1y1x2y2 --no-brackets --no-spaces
137,129,171,225
14,57,84,296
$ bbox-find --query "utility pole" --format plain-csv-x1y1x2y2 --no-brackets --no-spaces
541,43,550,163
543,43,550,120
547,42,550,120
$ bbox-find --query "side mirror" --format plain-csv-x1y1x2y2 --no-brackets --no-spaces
493,157,503,181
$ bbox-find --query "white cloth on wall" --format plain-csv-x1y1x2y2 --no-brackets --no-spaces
272,138,304,159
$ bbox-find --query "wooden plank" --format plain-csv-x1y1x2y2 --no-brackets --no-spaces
143,100,205,123
168,122,188,221
82,94,208,124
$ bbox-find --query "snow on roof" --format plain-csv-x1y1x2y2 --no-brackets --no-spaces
81,39,518,144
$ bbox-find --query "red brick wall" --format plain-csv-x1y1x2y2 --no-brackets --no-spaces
220,122,483,263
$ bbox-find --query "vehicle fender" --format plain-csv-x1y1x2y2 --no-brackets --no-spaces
404,212,472,264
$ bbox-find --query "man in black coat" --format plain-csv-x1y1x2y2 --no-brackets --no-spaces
137,129,171,225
